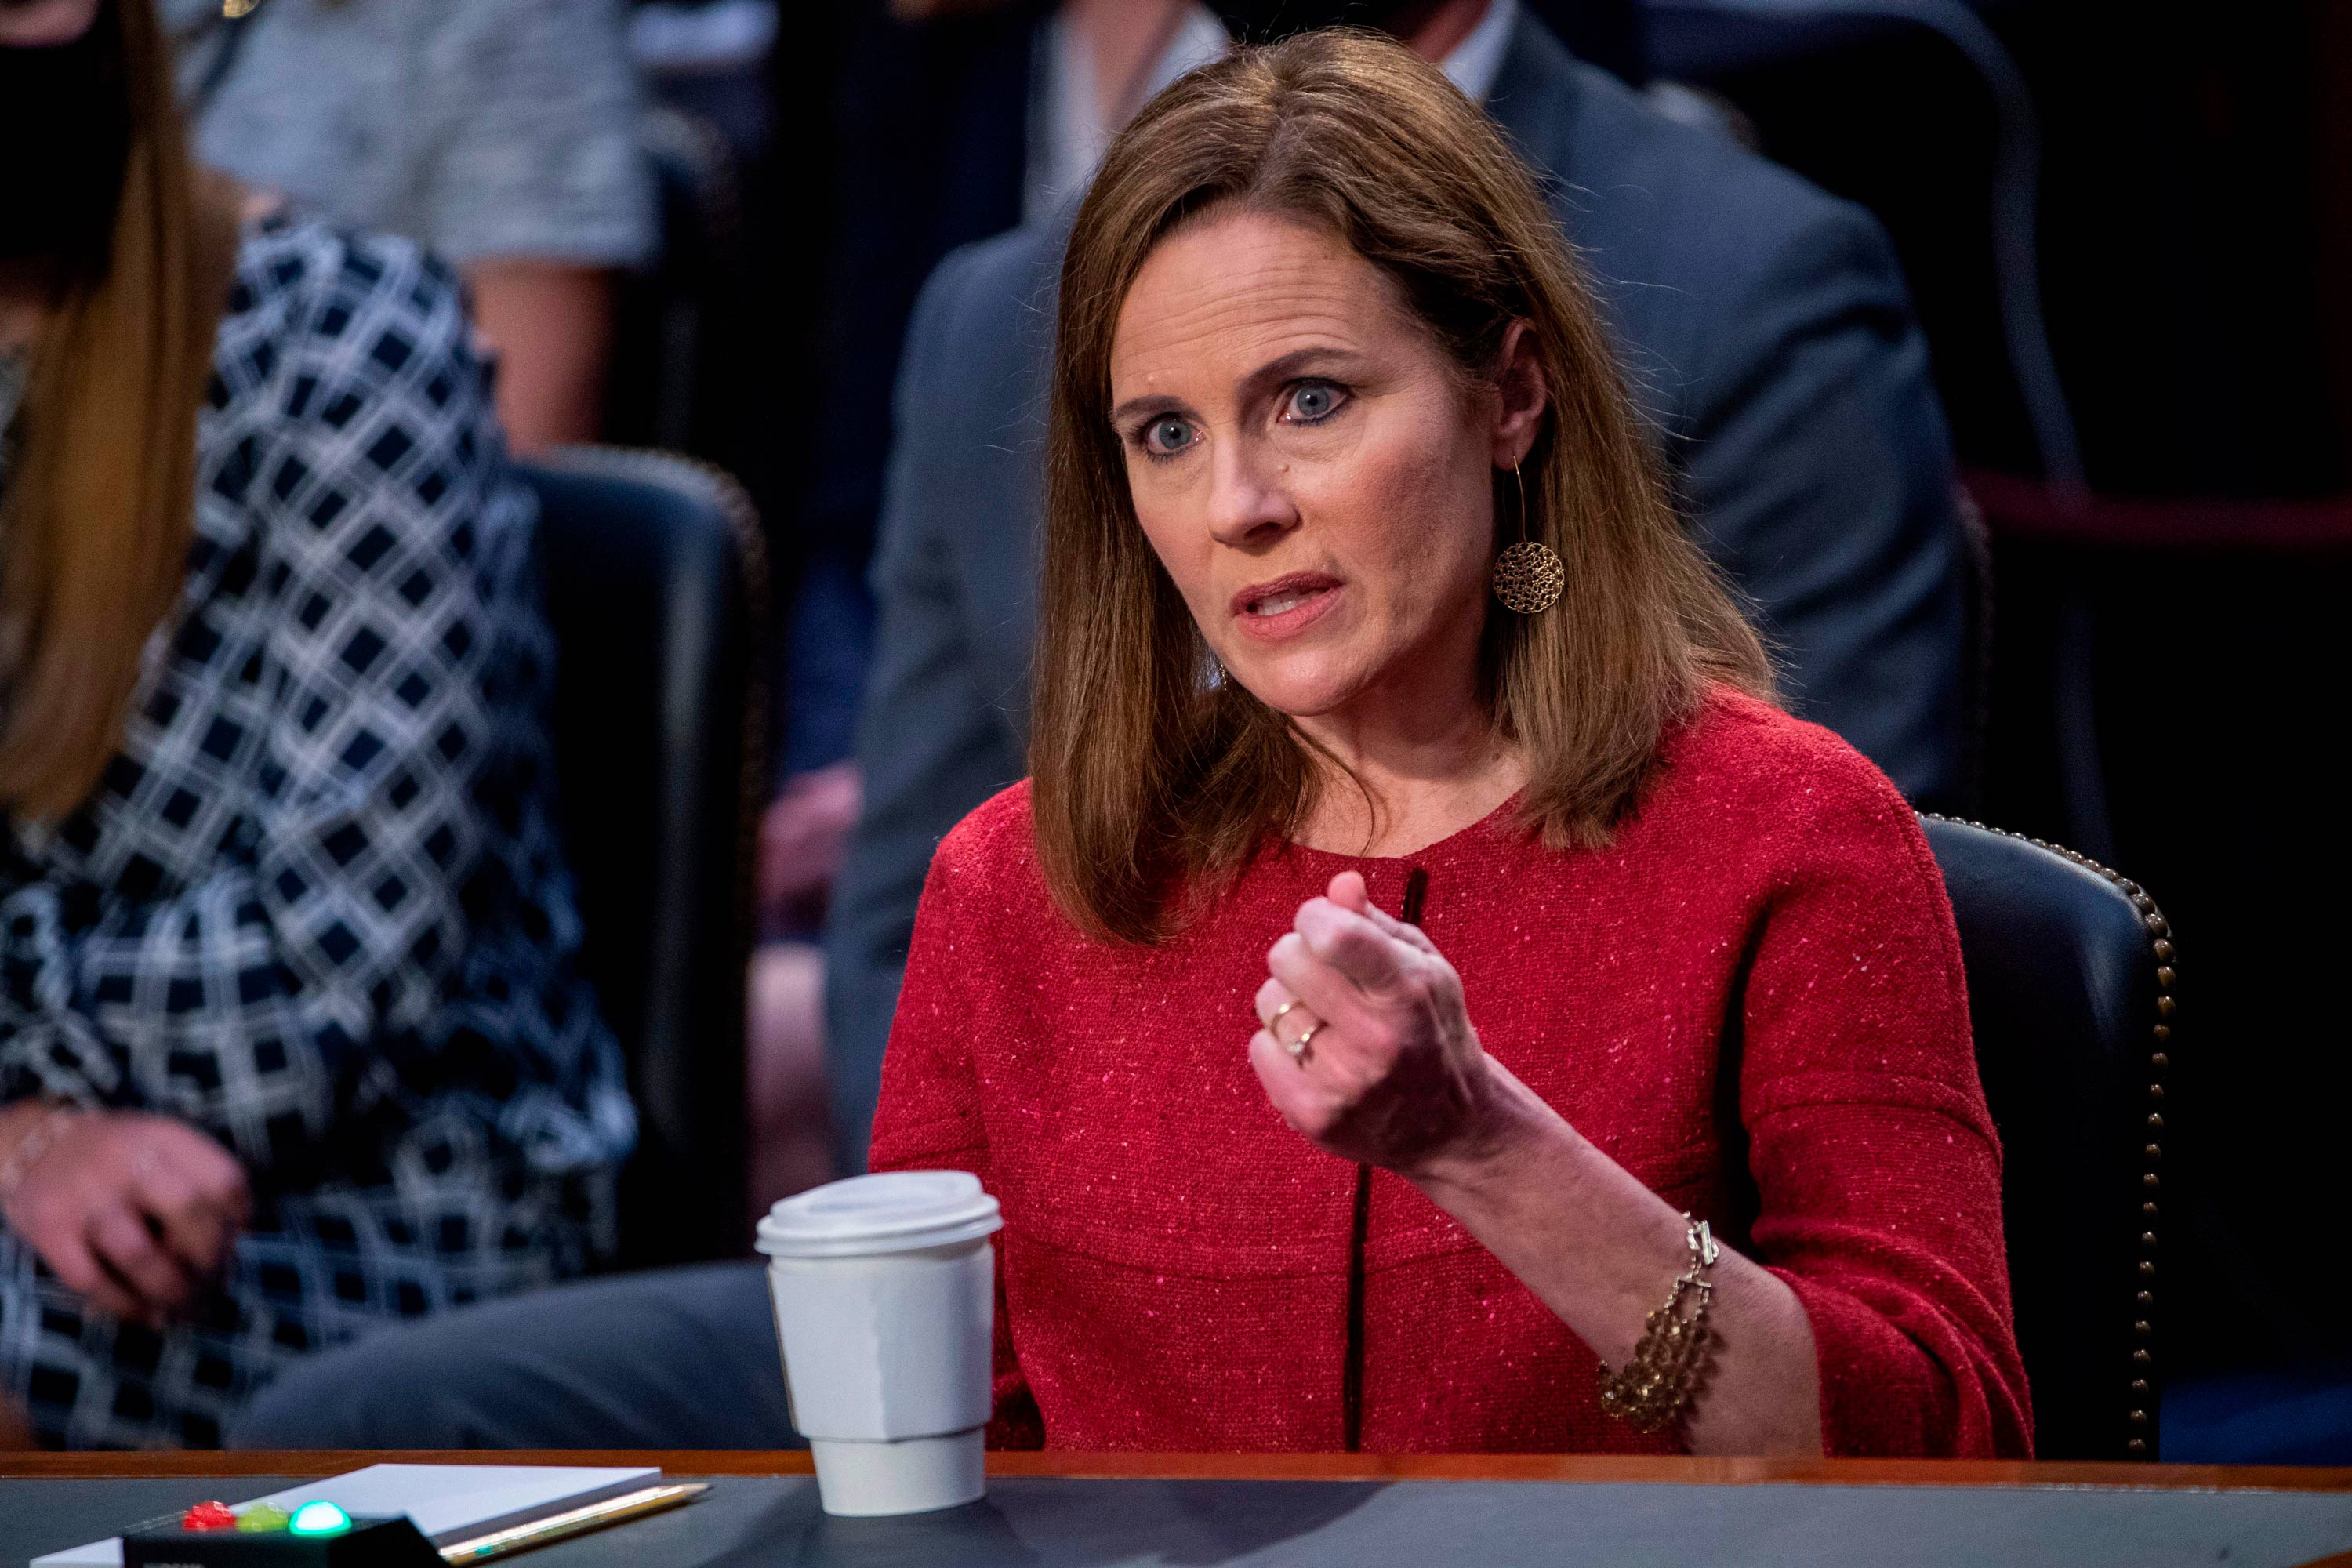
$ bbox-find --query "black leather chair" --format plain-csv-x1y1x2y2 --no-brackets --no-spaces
605,107,751,464
1922,816,2176,1461
518,447,765,1270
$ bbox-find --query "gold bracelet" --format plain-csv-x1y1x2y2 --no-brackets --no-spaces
1597,1214,1721,1433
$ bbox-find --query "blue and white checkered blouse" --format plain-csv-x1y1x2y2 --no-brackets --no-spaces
0,212,633,1448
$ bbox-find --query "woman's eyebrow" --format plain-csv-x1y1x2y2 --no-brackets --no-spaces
1243,346,1363,391
1109,390,1187,426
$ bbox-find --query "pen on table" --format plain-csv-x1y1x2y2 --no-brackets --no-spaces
437,1482,707,1563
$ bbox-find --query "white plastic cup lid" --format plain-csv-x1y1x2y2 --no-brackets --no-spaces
756,1170,1004,1258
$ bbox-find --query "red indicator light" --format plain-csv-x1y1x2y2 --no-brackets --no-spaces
182,1501,238,1531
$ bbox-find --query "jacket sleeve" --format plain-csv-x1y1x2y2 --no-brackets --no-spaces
1737,750,2032,1458
1678,201,1969,812
0,240,535,1179
822,245,1028,1174
867,817,1041,1448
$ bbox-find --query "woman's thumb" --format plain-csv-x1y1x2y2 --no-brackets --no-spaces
1327,870,1370,913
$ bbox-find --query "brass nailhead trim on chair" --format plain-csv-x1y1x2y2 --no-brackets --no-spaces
1923,816,2176,1461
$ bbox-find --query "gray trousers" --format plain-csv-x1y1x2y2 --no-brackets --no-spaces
228,1261,800,1449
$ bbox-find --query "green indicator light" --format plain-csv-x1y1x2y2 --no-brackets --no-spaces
235,1504,291,1533
288,1501,352,1537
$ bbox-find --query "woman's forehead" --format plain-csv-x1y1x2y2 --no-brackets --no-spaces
1109,211,1410,395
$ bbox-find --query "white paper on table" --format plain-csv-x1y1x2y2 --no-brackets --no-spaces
33,1463,662,1566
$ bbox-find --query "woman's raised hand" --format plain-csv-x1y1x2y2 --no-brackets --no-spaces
0,1109,250,1327
1250,871,1504,1174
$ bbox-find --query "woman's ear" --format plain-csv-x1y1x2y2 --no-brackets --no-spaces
1490,320,1548,468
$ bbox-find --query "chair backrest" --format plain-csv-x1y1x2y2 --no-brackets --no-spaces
605,106,749,461
1922,815,2175,1461
517,447,764,1269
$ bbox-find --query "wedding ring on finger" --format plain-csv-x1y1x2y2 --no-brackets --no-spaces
1266,998,1320,1065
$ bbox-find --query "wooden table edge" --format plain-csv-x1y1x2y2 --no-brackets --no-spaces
7,1450,2352,1494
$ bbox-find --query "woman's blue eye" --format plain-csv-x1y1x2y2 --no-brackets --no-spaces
1283,381,1342,423
1145,417,1196,456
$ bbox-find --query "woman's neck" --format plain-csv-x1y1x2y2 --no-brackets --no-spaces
1287,655,1527,862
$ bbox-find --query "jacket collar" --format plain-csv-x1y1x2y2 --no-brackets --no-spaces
1484,9,1582,170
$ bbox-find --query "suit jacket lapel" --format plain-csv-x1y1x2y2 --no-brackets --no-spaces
975,223,1072,742
1483,13,1581,192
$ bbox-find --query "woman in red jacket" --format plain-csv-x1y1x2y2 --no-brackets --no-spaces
871,28,2030,1461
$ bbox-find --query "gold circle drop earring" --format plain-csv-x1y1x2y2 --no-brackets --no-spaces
1490,460,1565,614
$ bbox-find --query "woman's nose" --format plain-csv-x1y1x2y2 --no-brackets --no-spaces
1204,438,1298,547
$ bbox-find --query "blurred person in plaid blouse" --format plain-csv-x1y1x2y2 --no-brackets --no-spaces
0,0,630,1449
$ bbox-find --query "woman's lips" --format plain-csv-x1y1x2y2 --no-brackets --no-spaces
1230,573,1342,641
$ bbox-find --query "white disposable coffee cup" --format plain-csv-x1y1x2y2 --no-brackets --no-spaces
756,1170,1004,1517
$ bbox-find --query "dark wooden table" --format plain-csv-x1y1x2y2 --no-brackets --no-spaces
11,1452,2352,1567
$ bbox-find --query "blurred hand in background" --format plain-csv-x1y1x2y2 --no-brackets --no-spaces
758,760,862,931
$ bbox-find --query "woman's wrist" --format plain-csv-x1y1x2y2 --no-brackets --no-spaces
0,1098,82,1203
0,1098,59,1152
1406,1054,1580,1199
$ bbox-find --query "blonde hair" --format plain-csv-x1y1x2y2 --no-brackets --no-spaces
1029,29,1773,944
0,0,239,820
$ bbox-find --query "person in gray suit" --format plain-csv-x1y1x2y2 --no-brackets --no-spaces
825,0,1967,1173
229,0,1965,1450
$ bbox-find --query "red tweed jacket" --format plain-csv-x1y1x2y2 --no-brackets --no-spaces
870,688,2031,1457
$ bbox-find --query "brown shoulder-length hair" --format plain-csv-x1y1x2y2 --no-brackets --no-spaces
1031,28,1773,945
0,0,239,821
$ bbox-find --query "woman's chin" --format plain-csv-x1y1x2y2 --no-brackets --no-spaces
1225,660,1368,720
